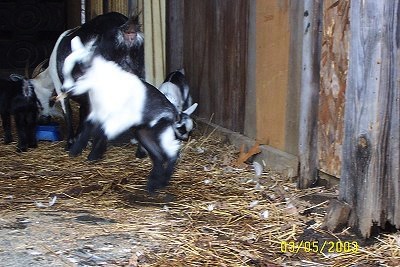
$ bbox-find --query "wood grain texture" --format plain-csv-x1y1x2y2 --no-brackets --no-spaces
339,0,400,238
182,0,249,133
298,0,323,189
254,0,291,150
317,0,349,178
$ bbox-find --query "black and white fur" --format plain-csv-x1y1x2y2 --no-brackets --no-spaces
0,75,39,152
47,12,144,158
62,36,182,193
159,69,197,140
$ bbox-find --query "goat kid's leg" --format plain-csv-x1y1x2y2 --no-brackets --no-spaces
26,111,38,149
1,112,13,144
136,128,166,193
69,119,95,157
158,126,180,187
87,127,108,161
135,144,148,158
14,112,28,152
76,103,89,139
136,124,180,193
64,98,75,150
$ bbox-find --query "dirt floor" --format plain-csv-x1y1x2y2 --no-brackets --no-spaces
1,122,400,267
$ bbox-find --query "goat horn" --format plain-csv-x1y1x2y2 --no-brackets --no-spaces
32,58,49,78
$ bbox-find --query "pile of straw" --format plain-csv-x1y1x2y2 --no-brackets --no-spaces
0,125,399,266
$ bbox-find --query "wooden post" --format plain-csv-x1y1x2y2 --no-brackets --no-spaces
166,0,184,73
298,0,322,189
337,0,400,238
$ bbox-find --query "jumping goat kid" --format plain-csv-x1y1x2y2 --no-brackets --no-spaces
61,36,193,193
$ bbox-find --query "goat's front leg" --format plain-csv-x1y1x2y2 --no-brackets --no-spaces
69,119,95,157
14,112,28,152
1,112,13,144
63,97,75,150
87,127,108,161
135,144,148,158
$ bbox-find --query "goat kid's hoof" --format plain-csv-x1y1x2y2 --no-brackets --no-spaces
65,140,75,151
4,137,13,144
146,181,167,194
87,154,103,162
135,149,148,159
28,143,38,149
16,146,28,153
69,147,82,157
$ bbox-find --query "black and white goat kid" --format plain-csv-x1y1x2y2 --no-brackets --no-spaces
159,69,197,140
0,74,39,152
49,12,144,159
62,36,185,193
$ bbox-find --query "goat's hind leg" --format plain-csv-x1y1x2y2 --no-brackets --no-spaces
26,110,38,149
136,124,180,193
135,128,169,193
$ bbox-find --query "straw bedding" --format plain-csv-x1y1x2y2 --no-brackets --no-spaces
0,122,399,266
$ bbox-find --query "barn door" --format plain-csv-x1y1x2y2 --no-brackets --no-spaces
0,0,66,77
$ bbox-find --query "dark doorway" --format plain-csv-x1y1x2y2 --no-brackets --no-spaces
0,0,66,77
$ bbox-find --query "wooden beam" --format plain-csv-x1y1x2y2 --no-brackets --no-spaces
165,0,184,73
339,0,400,238
298,0,322,189
255,0,291,150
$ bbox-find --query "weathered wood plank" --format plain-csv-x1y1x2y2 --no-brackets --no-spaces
317,0,349,178
298,0,323,189
182,0,248,133
254,0,291,150
339,0,400,238
166,0,184,73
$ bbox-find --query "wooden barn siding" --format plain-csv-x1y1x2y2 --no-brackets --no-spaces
298,0,323,189
166,0,184,72
255,0,291,151
339,0,400,238
317,0,349,178
182,0,249,133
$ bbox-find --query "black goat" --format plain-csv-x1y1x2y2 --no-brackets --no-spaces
0,75,39,152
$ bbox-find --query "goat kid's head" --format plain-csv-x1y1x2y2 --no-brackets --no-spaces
61,36,95,95
174,103,198,140
9,74,35,98
119,13,144,48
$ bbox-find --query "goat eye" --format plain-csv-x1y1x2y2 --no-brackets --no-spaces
71,63,85,80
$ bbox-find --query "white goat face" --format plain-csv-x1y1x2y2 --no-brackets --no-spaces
174,103,198,140
62,36,95,93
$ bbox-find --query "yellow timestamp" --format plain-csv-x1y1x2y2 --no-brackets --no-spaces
280,240,359,254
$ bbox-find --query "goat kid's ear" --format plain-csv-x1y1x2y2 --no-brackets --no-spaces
183,103,198,116
9,74,24,82
178,68,185,75
71,36,84,52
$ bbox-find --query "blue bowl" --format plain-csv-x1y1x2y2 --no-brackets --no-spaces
36,123,61,141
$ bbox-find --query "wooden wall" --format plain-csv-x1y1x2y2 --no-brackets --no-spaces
338,0,400,238
181,0,249,133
